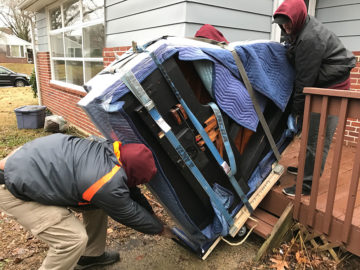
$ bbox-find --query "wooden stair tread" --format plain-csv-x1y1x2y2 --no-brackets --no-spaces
246,208,279,239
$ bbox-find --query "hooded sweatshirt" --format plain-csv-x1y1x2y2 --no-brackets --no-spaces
4,134,163,235
195,24,229,44
274,0,356,115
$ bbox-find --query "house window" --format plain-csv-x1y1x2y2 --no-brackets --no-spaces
48,0,104,87
6,45,25,58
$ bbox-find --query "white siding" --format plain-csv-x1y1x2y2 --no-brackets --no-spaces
35,9,48,52
184,2,272,41
316,0,360,52
105,0,274,47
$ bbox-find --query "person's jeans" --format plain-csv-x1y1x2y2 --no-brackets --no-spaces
303,113,338,186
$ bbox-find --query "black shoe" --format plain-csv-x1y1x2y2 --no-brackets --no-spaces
75,251,120,270
282,184,311,197
287,166,298,175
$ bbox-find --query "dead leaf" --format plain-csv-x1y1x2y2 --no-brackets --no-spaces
295,251,309,264
135,255,144,261
270,258,289,270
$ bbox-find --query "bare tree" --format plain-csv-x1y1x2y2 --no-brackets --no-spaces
0,0,34,42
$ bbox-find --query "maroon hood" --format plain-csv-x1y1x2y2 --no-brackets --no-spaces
195,24,229,44
274,0,307,36
120,143,157,187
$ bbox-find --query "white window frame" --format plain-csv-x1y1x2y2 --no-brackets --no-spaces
271,0,317,42
47,0,104,90
6,45,26,58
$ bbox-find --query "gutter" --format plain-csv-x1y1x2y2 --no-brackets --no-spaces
19,0,57,12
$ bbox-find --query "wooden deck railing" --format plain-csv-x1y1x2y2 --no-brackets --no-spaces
293,87,360,246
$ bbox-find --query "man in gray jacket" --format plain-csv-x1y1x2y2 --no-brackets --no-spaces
0,134,172,270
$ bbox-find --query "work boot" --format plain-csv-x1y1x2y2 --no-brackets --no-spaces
287,166,298,175
282,183,311,197
75,251,120,270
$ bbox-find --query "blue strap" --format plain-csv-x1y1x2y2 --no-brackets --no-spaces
208,103,252,212
208,102,236,176
121,71,234,226
146,50,253,213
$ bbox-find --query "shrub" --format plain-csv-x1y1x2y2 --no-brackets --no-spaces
29,68,37,98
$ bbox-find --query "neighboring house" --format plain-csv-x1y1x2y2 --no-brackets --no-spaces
0,31,32,64
19,0,360,139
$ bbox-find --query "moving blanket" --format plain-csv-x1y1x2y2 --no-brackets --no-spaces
81,37,294,131
78,37,295,254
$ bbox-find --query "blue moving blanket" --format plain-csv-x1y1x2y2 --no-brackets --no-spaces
78,37,295,254
102,40,294,131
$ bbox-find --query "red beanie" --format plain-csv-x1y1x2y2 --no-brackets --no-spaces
195,24,229,44
120,144,157,187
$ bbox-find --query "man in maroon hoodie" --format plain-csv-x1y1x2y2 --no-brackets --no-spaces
0,134,173,269
272,0,356,196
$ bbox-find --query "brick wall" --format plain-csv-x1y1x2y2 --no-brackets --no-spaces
0,52,28,63
344,51,360,146
37,52,101,136
103,46,131,67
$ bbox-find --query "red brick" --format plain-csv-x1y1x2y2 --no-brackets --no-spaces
351,67,360,73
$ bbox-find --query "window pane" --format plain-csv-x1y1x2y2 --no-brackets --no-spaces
6,45,10,56
50,7,62,30
64,0,80,27
84,61,103,82
11,45,20,57
65,29,82,58
20,46,24,57
53,60,66,82
83,0,104,22
0,67,9,74
66,60,83,85
50,33,65,57
83,24,104,58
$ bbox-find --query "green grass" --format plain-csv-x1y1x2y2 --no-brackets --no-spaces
0,63,34,75
0,86,85,159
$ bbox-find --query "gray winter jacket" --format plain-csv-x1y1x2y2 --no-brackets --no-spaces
286,16,356,115
4,134,163,235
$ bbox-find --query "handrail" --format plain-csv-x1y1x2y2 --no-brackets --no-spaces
293,87,360,246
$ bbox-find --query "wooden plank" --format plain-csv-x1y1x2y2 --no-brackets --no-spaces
342,132,360,242
252,208,278,227
254,203,294,261
294,94,312,220
201,237,222,260
246,215,273,239
229,163,284,237
307,96,328,227
323,98,348,234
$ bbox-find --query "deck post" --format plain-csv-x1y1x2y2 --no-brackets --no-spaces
342,131,360,242
323,98,348,234
294,94,312,220
307,96,328,227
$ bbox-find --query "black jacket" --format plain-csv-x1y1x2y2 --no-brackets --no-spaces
4,134,163,235
286,16,356,115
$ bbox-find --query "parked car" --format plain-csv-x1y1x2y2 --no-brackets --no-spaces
0,66,30,87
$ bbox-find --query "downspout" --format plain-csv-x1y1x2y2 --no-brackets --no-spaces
30,19,42,105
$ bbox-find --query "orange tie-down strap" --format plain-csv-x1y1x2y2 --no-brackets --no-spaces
81,141,122,202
